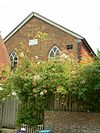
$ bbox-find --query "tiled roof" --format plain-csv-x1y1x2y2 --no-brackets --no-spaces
0,34,9,70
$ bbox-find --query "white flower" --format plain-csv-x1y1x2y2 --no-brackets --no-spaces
40,92,44,96
35,56,39,59
2,98,5,101
37,61,40,64
12,91,16,96
44,90,47,94
34,75,40,81
60,53,69,59
19,52,24,58
0,87,3,90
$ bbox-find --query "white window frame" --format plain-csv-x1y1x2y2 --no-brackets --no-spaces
9,51,18,68
48,46,60,59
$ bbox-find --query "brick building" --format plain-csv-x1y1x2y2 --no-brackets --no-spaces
4,12,95,68
0,34,9,70
1,13,99,132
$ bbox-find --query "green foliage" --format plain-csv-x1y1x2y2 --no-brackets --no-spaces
69,60,100,112
1,55,100,126
97,49,100,59
0,59,72,126
35,31,48,41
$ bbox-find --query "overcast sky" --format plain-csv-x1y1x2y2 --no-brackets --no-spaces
0,0,100,53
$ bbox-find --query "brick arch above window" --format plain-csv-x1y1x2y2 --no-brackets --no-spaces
48,46,61,59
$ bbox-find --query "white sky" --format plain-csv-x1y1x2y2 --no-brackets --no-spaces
0,0,100,53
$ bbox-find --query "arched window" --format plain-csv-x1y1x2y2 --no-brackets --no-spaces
48,46,60,59
9,51,18,69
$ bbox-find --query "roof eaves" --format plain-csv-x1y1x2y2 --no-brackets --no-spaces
82,38,96,56
34,12,83,39
4,12,34,42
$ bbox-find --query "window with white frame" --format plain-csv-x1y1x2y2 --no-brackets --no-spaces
9,51,18,69
48,46,60,59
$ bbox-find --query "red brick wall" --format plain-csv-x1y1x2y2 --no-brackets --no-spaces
44,111,100,133
80,43,92,59
5,17,82,62
0,35,9,70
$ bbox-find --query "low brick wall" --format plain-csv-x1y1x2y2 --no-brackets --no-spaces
44,111,100,133
0,128,16,133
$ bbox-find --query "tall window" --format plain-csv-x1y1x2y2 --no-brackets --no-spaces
48,46,60,59
9,51,18,69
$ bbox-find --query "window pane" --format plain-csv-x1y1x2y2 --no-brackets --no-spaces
9,52,18,69
55,50,60,56
12,52,15,56
50,50,54,57
14,61,17,67
10,55,13,61
53,47,57,52
14,56,17,61
67,44,73,50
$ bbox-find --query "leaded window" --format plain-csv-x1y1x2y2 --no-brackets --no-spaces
9,51,18,69
48,46,60,59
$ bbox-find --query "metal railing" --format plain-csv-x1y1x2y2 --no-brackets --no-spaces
21,124,43,133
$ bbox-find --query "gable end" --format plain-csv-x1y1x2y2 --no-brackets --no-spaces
4,12,83,42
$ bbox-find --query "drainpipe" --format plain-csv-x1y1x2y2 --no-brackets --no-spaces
77,39,82,62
